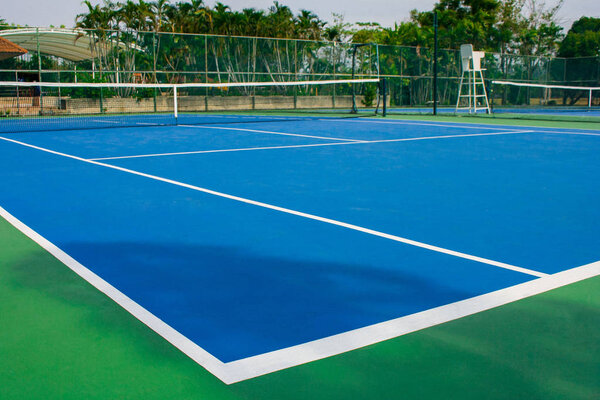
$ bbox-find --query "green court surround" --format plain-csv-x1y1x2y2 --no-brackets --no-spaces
1,211,598,400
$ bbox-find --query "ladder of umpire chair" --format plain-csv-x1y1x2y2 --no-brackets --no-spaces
456,44,490,114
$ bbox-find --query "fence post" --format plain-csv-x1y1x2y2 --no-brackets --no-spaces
433,11,438,115
382,78,387,117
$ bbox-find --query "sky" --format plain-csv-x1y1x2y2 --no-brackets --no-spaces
2,0,599,30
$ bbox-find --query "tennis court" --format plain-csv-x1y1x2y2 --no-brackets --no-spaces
1,107,599,388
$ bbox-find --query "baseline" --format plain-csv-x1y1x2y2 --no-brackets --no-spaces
223,260,600,382
1,204,597,385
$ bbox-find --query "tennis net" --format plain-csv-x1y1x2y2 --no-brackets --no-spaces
490,80,600,121
0,78,383,133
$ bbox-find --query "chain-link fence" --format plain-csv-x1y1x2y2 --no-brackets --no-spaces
1,28,599,109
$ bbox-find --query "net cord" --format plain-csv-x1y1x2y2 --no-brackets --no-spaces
0,78,380,90
492,80,599,91
492,80,599,108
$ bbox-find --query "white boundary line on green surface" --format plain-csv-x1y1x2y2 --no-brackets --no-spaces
0,205,235,383
1,204,598,385
89,130,533,161
223,260,600,382
8,132,595,385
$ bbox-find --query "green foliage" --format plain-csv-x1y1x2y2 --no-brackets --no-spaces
365,0,564,56
558,17,600,57
361,84,376,107
69,0,569,58
75,0,325,40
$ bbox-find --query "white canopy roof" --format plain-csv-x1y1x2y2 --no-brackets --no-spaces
0,28,135,62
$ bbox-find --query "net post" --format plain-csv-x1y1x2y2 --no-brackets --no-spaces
99,87,104,114
589,89,593,108
433,11,438,116
173,85,178,122
351,45,358,114
153,87,157,112
489,80,494,114
382,78,387,117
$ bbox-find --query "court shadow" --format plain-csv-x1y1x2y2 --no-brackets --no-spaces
11,240,477,361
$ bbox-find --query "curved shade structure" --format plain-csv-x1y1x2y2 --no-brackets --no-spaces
0,28,136,61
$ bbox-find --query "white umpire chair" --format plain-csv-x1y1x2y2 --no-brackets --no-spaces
455,44,490,114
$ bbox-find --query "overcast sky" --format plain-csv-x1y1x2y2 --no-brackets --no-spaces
2,0,599,30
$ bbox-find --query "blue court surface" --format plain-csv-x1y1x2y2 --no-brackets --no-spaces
1,117,599,373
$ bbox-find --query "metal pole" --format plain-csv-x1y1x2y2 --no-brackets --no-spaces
332,42,336,109
351,43,369,114
36,28,42,82
294,40,298,109
433,11,438,115
36,27,43,114
351,45,358,113
382,78,387,117
153,32,157,112
204,36,209,111
15,70,20,115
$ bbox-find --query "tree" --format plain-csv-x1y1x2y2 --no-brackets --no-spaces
296,10,325,40
324,13,351,42
558,17,600,57
515,0,564,56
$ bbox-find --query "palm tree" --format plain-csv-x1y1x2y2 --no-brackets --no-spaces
150,0,171,32
296,10,324,40
76,1,120,75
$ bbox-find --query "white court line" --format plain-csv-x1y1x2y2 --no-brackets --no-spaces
0,134,543,277
533,130,600,136
222,260,600,382
89,130,533,161
337,117,600,133
179,124,363,142
4,137,599,385
0,206,234,383
1,204,597,384
327,118,525,131
91,119,121,124
90,142,366,160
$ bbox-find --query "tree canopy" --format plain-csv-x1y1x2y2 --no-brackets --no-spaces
558,17,600,58
75,0,325,40
0,0,583,58
351,0,564,55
